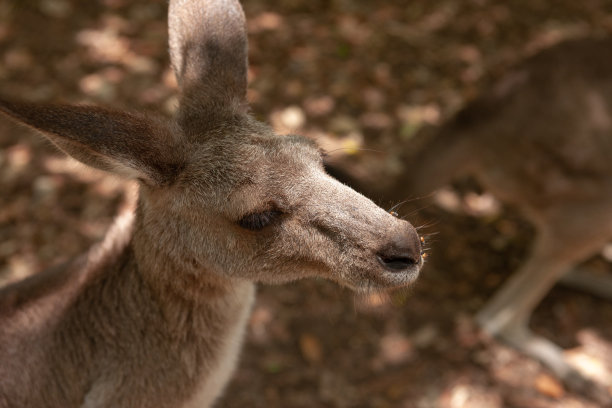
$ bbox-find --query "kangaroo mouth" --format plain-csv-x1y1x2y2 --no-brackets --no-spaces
380,263,421,288
346,259,422,292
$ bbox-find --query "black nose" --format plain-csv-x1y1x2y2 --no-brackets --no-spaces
377,227,422,272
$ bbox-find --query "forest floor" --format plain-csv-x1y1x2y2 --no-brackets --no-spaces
1,0,612,406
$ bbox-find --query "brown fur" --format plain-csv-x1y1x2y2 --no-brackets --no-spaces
0,1,423,407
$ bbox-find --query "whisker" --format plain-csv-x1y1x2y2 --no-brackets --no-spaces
380,195,432,212
323,147,385,156
415,220,440,230
387,200,409,214
400,204,434,219
391,191,438,204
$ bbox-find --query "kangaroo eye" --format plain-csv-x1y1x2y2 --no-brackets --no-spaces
238,209,283,231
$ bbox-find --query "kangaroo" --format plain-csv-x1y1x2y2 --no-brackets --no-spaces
0,1,424,407
327,38,612,401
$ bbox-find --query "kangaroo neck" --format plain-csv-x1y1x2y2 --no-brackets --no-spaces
131,196,247,303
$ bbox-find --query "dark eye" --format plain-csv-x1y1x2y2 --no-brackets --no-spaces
238,209,283,231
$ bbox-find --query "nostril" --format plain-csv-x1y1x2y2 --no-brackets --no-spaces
377,225,422,272
377,253,419,271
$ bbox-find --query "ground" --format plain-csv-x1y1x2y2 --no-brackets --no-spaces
1,0,612,407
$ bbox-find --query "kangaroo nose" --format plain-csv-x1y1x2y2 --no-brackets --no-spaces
377,226,422,272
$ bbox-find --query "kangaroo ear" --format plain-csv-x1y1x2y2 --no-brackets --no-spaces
168,0,248,128
0,99,184,185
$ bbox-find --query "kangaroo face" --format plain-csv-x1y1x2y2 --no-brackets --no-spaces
139,117,423,292
0,0,423,293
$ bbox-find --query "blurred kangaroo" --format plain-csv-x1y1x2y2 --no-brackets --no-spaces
0,1,424,407
328,38,612,400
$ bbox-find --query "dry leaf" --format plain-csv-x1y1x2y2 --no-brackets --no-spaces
534,374,564,398
299,333,323,364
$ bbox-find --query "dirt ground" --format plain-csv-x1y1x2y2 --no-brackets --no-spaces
2,0,612,407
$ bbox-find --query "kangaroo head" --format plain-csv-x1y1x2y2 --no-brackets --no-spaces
0,0,423,292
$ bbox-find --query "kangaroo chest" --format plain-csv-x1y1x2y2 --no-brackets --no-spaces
180,282,255,408
79,279,255,408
